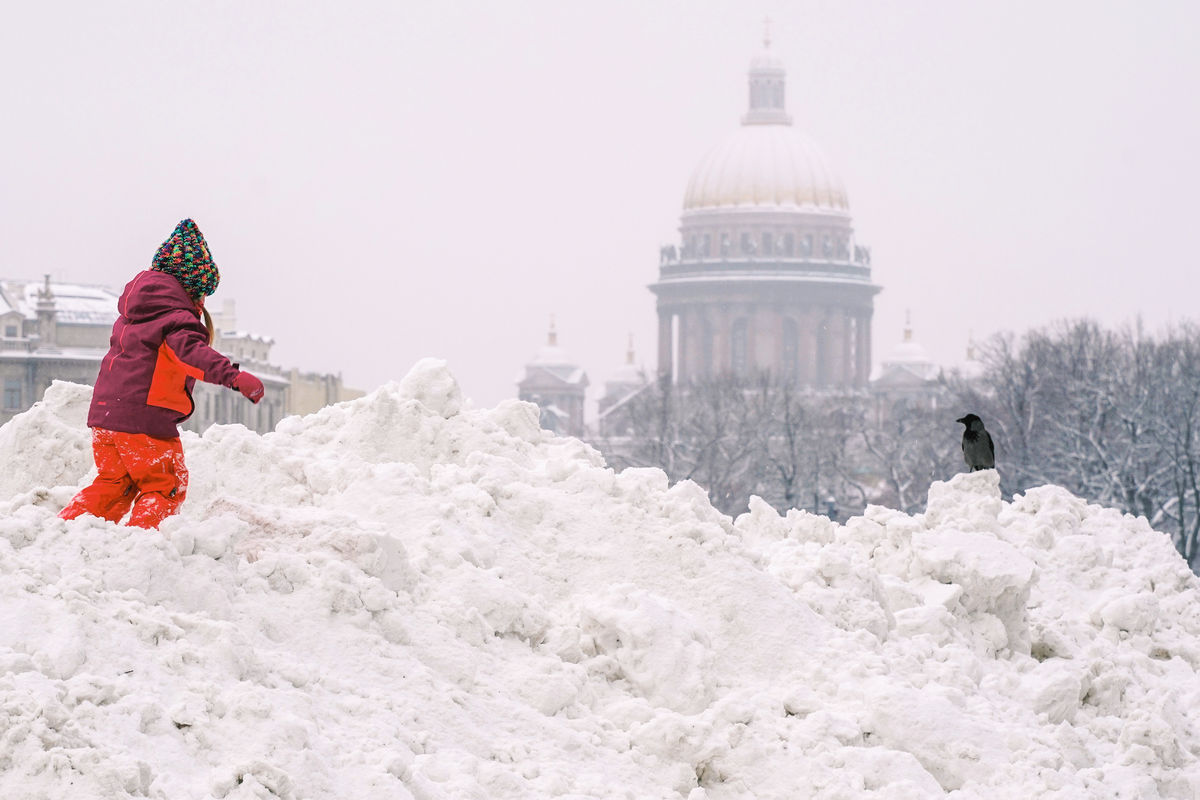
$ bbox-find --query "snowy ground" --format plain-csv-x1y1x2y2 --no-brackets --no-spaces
2,360,1199,799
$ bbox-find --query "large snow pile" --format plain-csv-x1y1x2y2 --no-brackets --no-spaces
2,360,1200,799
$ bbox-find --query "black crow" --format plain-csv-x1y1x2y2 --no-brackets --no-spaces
956,413,995,471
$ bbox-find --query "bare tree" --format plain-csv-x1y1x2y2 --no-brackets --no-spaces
595,372,872,518
859,400,961,514
600,373,770,514
953,319,1200,571
1146,326,1200,565
595,317,1200,573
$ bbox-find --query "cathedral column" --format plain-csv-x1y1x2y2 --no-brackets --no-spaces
816,311,831,386
856,311,871,387
839,308,852,387
682,306,703,381
658,308,674,381
799,307,816,385
763,305,782,373
714,305,731,375
859,311,868,388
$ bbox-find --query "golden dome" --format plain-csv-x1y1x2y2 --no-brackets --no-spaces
682,41,849,214
682,124,849,212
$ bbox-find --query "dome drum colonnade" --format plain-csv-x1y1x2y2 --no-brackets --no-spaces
651,45,879,388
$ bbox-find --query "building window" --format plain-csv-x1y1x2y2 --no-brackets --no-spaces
3,324,17,338
3,379,21,411
731,319,748,375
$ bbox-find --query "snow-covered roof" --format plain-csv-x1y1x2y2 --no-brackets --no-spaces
1,279,120,326
951,357,987,382
220,330,276,345
872,361,940,387
874,320,938,383
525,363,587,386
884,339,933,366
0,347,105,362
530,342,573,367
607,359,646,388
597,382,650,421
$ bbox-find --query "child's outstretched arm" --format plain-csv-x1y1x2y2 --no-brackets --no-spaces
162,312,264,404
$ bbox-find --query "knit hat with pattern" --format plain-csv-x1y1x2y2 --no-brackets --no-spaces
151,219,220,299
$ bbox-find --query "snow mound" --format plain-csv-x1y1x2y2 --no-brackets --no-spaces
2,361,1200,799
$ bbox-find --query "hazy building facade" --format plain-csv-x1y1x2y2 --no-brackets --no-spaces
1,277,119,426
651,44,880,386
0,277,357,433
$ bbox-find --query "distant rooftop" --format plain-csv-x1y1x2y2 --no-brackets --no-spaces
0,279,120,326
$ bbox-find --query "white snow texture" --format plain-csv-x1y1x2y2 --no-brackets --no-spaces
2,360,1199,799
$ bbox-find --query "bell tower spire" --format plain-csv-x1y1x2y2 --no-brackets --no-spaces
742,19,792,126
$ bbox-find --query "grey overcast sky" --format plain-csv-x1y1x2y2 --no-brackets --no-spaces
2,2,1197,413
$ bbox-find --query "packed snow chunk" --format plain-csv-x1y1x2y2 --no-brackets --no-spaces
910,473,1036,655
1005,483,1089,540
398,357,464,419
910,527,1035,654
922,468,1003,530
1026,658,1088,724
863,681,1011,791
1097,591,1160,635
0,380,92,500
823,745,944,796
580,586,716,714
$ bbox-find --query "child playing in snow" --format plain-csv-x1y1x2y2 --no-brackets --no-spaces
59,219,264,529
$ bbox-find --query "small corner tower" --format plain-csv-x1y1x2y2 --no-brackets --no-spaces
517,317,589,437
597,333,650,437
870,311,941,423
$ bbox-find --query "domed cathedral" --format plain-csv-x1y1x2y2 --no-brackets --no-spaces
651,39,880,387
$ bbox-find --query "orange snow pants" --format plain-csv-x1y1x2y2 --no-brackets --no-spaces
59,428,189,529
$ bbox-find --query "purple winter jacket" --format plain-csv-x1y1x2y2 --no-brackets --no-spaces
88,270,241,439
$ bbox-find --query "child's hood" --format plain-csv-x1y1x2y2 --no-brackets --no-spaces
119,270,199,324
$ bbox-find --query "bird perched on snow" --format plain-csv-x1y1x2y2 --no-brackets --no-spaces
956,413,995,471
